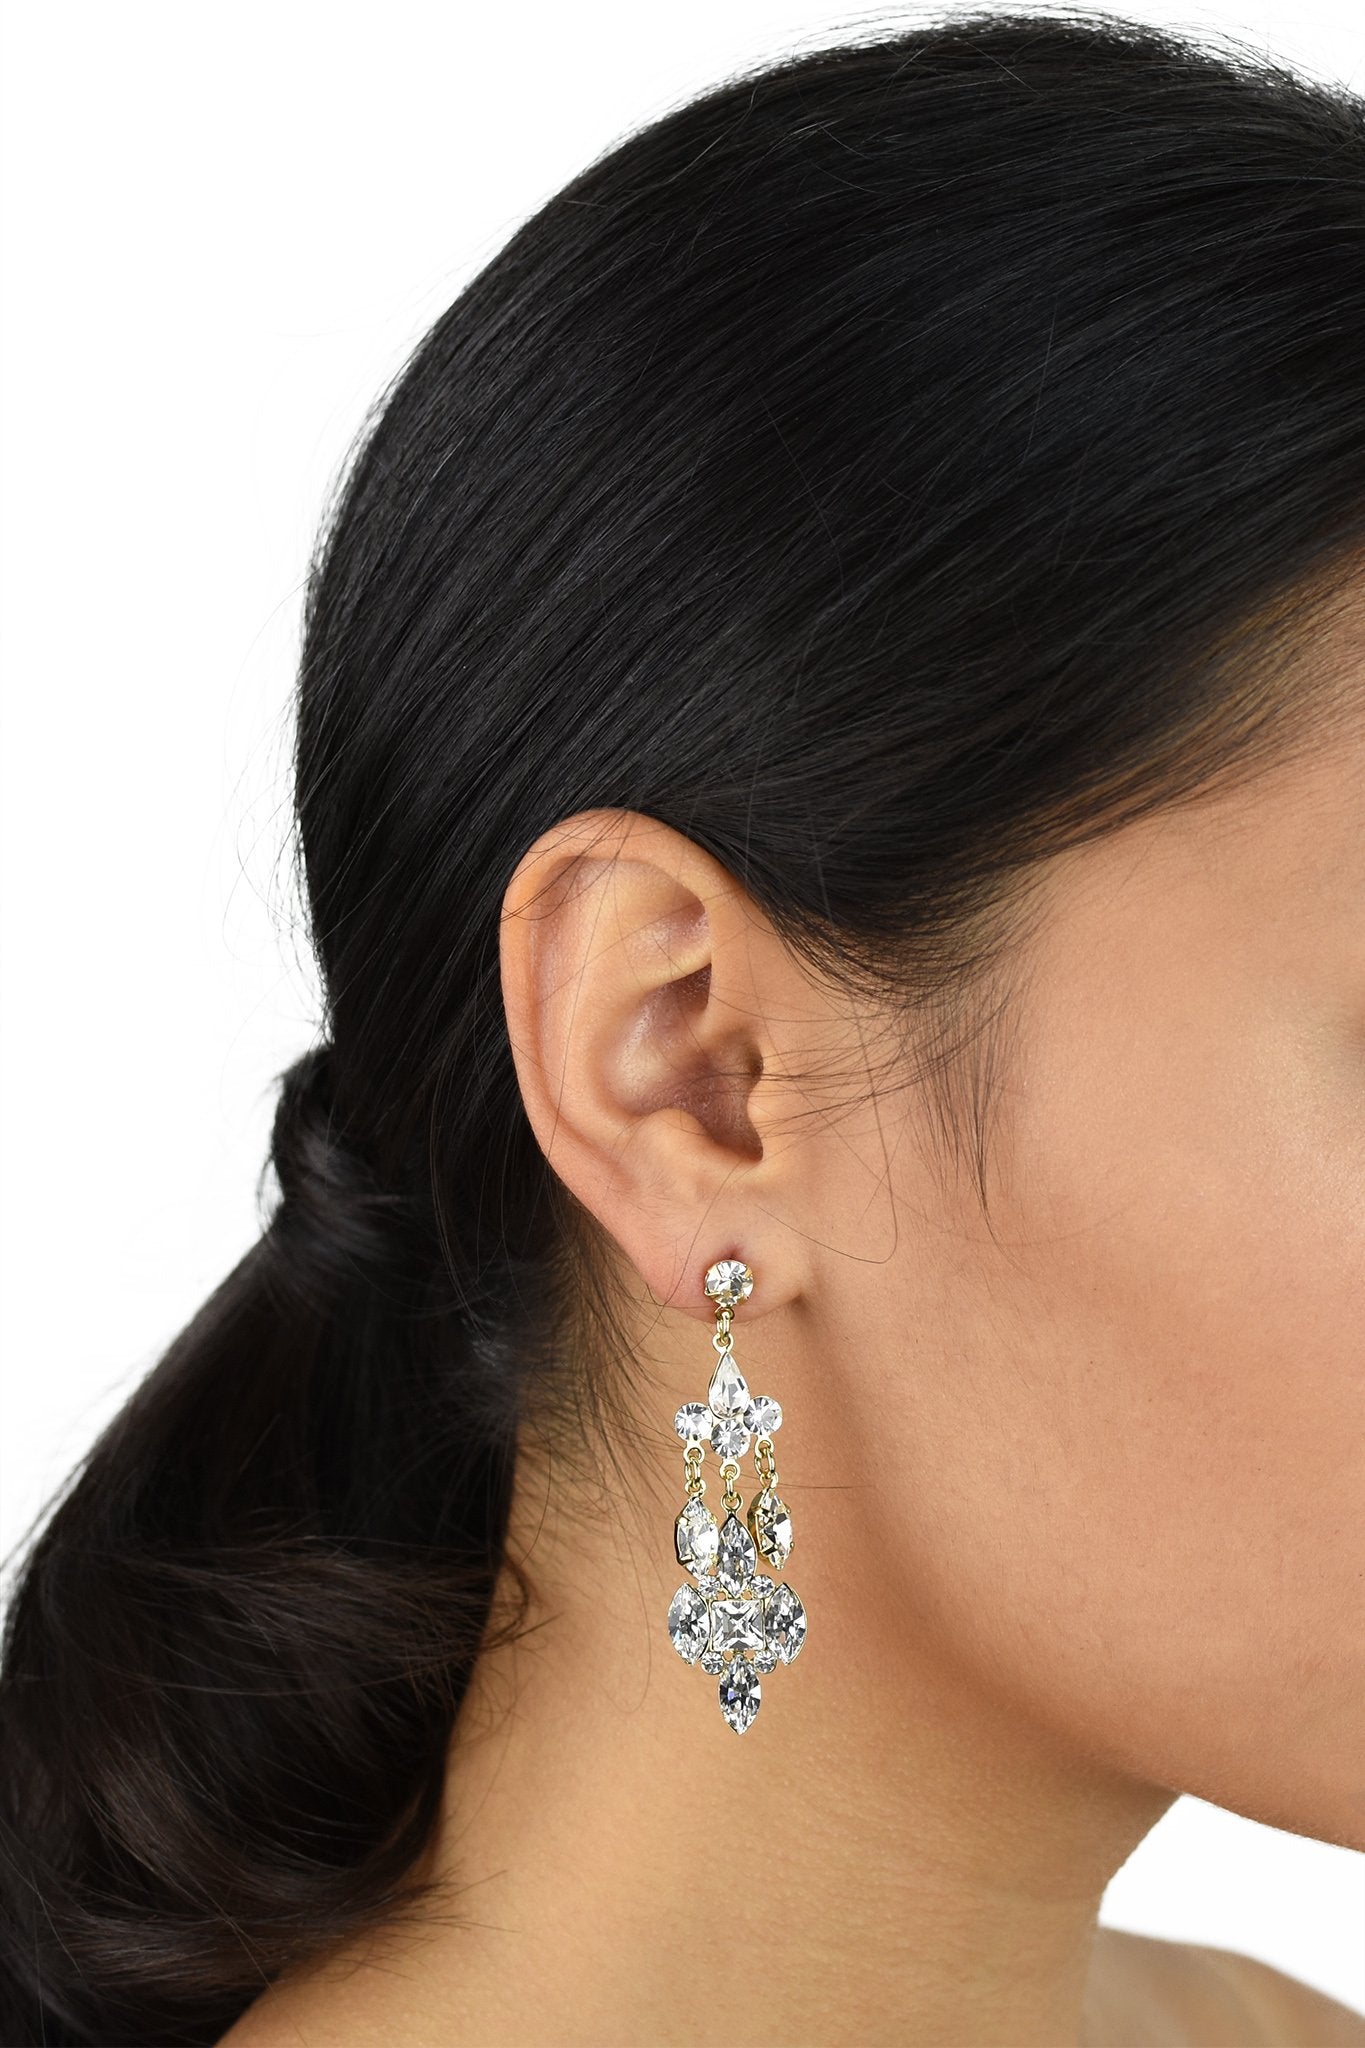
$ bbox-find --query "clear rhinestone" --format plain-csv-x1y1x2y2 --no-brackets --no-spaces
710,1597,765,1654
718,1655,762,1732
748,1486,793,1569
666,1583,711,1664
704,1260,754,1309
716,1511,758,1594
710,1413,750,1460
743,1394,783,1435
707,1353,750,1418
700,1648,727,1674
763,1583,807,1663
673,1402,712,1442
674,1497,719,1579
752,1645,779,1673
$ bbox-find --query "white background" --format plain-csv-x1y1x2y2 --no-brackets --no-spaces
2,0,1363,2018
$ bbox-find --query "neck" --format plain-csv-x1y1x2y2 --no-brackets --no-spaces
390,1425,1174,2047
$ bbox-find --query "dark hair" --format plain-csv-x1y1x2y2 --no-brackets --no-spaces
4,10,1365,2041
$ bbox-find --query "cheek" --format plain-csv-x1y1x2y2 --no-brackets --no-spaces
885,950,1365,1845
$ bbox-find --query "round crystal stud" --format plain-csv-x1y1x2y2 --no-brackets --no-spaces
752,1645,779,1673
703,1259,754,1310
700,1648,727,1675
673,1402,712,1443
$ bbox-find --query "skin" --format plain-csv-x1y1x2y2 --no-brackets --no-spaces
224,683,1365,2046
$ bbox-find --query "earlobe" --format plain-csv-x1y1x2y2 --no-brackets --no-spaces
497,809,783,1311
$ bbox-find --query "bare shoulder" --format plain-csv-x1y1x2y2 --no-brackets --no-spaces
1091,1927,1365,2046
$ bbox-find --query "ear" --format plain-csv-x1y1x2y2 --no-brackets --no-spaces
498,808,809,1321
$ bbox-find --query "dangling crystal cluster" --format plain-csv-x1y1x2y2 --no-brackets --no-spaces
665,1259,807,1732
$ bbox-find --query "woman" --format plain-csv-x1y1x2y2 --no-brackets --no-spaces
2,10,1364,2043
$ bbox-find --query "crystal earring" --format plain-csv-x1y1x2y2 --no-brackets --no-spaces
666,1257,807,1732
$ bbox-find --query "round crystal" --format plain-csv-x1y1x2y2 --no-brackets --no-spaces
673,1402,712,1442
700,1648,727,1674
743,1394,783,1435
703,1259,754,1309
752,1645,779,1672
710,1413,751,1460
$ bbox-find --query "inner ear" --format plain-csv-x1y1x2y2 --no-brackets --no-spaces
642,966,769,1163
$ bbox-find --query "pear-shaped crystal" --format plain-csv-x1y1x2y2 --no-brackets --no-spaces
666,1583,712,1664
704,1259,754,1309
748,1486,793,1569
716,1510,758,1594
673,1402,712,1442
707,1352,750,1418
674,1496,719,1579
763,1582,807,1663
743,1393,783,1435
709,1413,750,1460
718,1655,761,1732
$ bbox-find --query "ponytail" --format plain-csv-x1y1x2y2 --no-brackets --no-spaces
0,1044,526,2045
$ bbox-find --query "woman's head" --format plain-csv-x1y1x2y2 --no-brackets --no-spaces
4,10,1365,2042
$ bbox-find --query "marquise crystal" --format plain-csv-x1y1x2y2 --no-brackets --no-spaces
667,1583,711,1664
718,1655,762,1732
674,1496,719,1579
716,1511,758,1594
763,1582,807,1663
748,1486,793,1569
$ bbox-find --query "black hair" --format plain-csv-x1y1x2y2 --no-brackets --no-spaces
3,10,1364,2042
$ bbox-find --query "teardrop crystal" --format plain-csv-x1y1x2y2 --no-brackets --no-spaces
716,1510,758,1594
718,1655,762,1732
674,1496,719,1579
748,1486,793,1569
666,1583,712,1664
763,1582,807,1663
707,1352,750,1418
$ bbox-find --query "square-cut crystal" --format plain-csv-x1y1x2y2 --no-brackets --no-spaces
710,1597,764,1654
